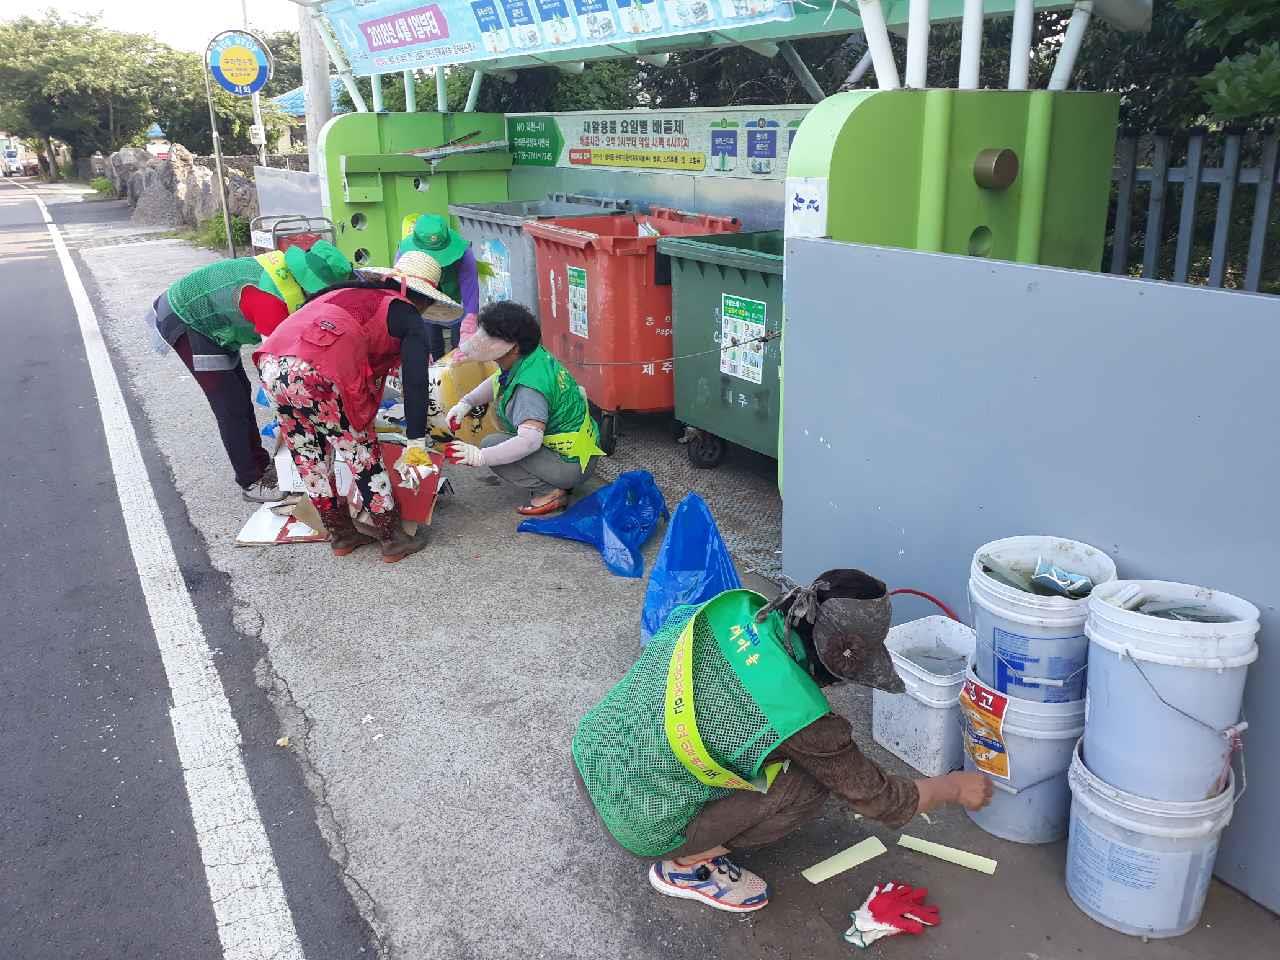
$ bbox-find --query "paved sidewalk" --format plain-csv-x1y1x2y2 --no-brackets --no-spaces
77,198,1278,960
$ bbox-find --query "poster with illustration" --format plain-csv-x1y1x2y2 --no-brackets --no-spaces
709,120,738,173
663,0,714,28
616,0,663,33
533,0,578,42
477,238,512,306
572,0,617,40
499,0,543,47
471,0,511,53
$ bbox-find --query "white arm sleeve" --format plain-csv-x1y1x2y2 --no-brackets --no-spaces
462,377,495,408
480,422,544,466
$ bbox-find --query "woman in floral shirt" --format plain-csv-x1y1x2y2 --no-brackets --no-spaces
255,252,462,562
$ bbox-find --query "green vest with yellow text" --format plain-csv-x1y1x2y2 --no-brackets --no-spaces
493,345,603,470
572,590,832,856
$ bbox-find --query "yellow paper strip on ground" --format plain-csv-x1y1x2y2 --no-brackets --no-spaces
801,836,888,884
898,834,998,875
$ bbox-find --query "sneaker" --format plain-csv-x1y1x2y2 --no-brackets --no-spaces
242,464,286,504
648,856,770,913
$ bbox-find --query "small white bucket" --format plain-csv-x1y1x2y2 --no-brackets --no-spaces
1084,580,1259,802
1067,742,1234,938
969,536,1117,703
872,617,976,776
963,668,1086,844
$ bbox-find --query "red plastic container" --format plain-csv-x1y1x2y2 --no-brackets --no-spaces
524,207,739,415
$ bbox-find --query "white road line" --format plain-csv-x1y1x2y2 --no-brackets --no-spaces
13,182,306,960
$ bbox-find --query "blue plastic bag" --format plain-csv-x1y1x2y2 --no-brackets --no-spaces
640,494,741,645
518,471,668,578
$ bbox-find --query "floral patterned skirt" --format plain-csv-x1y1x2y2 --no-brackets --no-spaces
258,355,396,517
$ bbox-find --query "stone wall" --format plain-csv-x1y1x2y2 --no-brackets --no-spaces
104,144,268,229
195,154,311,177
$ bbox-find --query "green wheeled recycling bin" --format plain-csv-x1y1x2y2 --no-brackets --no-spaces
448,196,627,321
656,231,784,469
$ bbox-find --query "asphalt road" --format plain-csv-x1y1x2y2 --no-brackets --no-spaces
0,177,377,959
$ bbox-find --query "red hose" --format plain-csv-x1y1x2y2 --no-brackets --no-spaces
889,588,961,622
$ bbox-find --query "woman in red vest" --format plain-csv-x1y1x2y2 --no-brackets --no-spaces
255,251,462,562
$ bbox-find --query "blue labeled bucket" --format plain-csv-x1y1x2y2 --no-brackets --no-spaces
962,668,1086,844
1067,742,1234,939
1083,580,1259,802
969,536,1117,703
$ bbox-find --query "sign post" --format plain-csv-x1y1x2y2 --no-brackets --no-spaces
204,30,274,259
241,2,268,167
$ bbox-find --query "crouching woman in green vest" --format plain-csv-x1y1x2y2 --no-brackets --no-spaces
442,302,605,516
572,571,993,914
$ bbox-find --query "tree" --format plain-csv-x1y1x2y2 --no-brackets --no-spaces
0,14,155,175
0,13,288,171
261,30,303,98
1179,0,1280,121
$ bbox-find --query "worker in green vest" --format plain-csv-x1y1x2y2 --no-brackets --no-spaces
442,301,605,516
145,241,353,502
573,571,993,914
398,213,480,361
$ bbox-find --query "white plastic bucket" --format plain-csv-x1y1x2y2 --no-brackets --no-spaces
1083,580,1259,802
962,667,1086,844
872,617,976,776
969,536,1117,703
1066,742,1234,938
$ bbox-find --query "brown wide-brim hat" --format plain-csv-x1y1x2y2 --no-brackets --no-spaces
807,570,903,693
360,250,464,324
759,569,904,693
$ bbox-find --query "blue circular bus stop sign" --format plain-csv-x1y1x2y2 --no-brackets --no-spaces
206,30,273,97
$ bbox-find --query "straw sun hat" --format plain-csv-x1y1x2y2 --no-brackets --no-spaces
361,250,465,324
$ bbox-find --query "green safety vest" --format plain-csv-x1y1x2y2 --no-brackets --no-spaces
572,590,832,857
165,257,265,352
493,345,604,471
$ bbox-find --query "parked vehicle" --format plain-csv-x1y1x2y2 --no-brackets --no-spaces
1,137,41,176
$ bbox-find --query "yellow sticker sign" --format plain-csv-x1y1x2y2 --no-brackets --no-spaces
960,676,1011,780
568,147,706,173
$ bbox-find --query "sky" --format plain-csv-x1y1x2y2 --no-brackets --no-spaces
4,2,302,51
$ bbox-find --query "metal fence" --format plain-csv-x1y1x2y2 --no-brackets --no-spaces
1109,129,1278,294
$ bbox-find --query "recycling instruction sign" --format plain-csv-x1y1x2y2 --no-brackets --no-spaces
508,116,564,166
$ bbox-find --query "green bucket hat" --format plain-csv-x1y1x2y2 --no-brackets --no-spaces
284,239,353,295
399,213,468,268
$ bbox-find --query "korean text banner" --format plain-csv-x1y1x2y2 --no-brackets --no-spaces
318,0,796,75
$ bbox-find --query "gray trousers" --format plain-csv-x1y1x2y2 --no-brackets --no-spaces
480,432,596,496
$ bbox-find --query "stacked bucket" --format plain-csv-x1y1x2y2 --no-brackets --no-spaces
963,536,1114,846
1067,579,1259,938
961,535,1261,939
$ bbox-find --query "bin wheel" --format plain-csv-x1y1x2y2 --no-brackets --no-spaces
687,431,725,469
598,412,619,456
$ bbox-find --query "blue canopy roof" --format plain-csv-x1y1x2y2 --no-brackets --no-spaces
272,77,348,119
145,122,166,139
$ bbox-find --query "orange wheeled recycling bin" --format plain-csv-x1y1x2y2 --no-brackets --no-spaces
524,207,739,429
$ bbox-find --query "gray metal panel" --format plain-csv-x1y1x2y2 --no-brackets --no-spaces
507,166,785,231
254,166,324,218
781,238,1280,911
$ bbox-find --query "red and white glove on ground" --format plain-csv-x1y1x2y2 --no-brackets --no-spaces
844,882,939,948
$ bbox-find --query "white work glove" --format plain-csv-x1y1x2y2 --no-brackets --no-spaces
843,882,939,949
444,440,485,468
446,400,473,434
393,437,437,491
